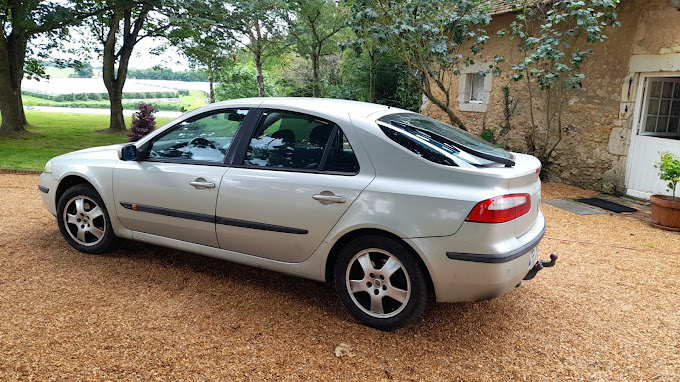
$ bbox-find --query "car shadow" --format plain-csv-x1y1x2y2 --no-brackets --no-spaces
37,229,529,335
106,238,347,311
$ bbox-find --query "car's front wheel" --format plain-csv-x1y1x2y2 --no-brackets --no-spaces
57,184,116,254
334,235,428,331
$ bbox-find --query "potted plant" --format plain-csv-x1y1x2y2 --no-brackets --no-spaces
651,151,680,231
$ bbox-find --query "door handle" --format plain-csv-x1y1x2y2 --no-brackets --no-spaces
190,181,215,189
313,193,346,204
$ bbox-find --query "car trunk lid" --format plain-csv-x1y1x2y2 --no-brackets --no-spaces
505,154,542,238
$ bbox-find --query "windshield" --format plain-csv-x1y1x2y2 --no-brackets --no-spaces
377,113,515,167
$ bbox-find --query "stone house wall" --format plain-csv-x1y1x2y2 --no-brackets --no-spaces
421,0,680,193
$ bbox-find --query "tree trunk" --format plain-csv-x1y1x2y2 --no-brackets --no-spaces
368,49,376,103
423,88,467,130
100,7,150,131
0,35,27,135
0,89,26,136
440,104,466,130
209,71,216,103
252,21,266,97
255,59,265,97
525,75,537,155
17,91,27,125
311,52,321,98
107,84,126,131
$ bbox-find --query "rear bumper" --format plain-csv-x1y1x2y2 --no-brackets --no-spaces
445,223,545,263
406,212,546,302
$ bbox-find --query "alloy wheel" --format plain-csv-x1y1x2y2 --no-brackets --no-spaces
345,248,411,318
62,195,107,247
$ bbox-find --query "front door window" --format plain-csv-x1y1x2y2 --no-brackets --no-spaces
148,109,249,163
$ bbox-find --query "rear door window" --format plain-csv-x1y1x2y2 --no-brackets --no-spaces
242,110,359,174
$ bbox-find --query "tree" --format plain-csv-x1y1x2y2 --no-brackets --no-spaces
319,48,421,111
0,1,94,136
284,0,347,98
127,67,208,81
216,61,276,100
348,0,496,130
169,1,235,103
271,52,314,96
179,34,233,103
345,3,388,103
229,0,288,97
83,0,175,131
498,0,619,167
70,61,94,78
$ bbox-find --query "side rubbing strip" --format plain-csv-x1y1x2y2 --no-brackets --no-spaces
119,201,308,234
119,202,215,223
216,217,308,235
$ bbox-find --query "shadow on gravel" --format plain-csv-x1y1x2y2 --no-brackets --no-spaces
33,226,523,335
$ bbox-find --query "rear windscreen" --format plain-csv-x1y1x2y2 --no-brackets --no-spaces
377,113,515,167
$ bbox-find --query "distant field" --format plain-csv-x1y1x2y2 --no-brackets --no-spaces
22,78,209,112
44,67,75,78
23,78,211,95
0,111,174,171
22,90,207,112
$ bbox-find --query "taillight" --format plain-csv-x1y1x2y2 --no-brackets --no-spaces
465,194,531,223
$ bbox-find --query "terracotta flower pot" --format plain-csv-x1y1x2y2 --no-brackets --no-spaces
650,194,680,231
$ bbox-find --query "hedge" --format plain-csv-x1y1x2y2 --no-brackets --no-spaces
31,101,185,111
23,91,181,102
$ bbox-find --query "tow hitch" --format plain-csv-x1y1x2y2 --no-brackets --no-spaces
523,253,558,281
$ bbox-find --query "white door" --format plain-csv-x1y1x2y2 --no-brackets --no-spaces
626,76,680,199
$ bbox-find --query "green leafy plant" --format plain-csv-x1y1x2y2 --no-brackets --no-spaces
480,128,496,144
655,152,680,201
498,0,619,169
347,0,500,130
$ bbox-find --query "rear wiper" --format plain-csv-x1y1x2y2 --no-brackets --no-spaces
388,120,515,167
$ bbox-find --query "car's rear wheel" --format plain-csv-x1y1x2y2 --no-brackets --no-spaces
334,235,428,331
57,184,116,254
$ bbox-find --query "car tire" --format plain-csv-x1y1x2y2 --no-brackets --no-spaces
334,235,428,331
57,184,117,254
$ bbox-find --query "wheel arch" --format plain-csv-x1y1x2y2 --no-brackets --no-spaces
54,171,131,239
324,228,435,296
55,175,96,207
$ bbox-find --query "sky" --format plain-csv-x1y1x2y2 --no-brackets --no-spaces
35,2,192,71
122,39,191,71
42,31,191,72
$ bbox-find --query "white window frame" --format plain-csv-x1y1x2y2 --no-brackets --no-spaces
458,62,493,113
639,77,680,138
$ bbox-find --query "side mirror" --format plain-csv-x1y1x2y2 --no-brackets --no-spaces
118,144,139,161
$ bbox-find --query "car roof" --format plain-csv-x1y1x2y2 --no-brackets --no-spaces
211,97,403,119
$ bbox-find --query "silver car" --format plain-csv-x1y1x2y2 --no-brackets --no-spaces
38,98,549,330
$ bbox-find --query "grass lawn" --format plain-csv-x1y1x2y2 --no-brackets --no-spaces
22,94,112,107
44,67,75,78
0,111,174,171
180,90,209,111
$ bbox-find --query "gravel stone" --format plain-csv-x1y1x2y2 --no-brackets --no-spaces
0,175,678,380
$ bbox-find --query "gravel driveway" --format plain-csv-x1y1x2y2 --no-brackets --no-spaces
1,175,678,380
